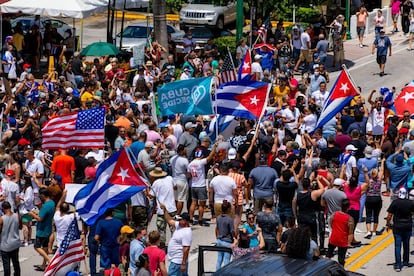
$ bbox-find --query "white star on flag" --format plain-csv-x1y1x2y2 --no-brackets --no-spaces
117,167,130,182
250,95,259,105
402,92,414,103
242,62,250,71
339,83,349,94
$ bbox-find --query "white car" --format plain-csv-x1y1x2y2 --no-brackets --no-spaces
11,17,72,37
179,0,237,30
115,23,185,52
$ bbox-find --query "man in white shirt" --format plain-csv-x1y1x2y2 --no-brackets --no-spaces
208,164,237,217
148,167,177,249
170,145,189,215
311,81,329,109
23,149,44,207
294,25,312,72
251,54,264,81
187,142,218,226
1,170,19,211
281,99,300,138
161,205,192,276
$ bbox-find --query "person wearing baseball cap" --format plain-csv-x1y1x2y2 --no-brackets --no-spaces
386,187,414,272
252,53,264,81
321,178,347,218
178,121,198,160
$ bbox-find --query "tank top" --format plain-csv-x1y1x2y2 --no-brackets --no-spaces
329,211,350,247
297,191,318,217
367,178,382,197
0,213,21,252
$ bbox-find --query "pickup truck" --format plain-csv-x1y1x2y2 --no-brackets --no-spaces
179,0,237,30
198,245,365,276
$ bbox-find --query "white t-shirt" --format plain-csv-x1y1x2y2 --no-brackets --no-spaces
167,221,192,265
281,107,300,131
187,158,208,188
209,175,236,203
251,62,264,80
150,176,177,215
131,191,148,207
345,155,357,181
302,113,318,133
171,155,189,183
24,158,44,193
300,32,311,50
311,90,329,108
54,212,77,247
370,107,385,136
1,179,19,210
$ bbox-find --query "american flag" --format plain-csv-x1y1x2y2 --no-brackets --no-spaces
219,53,237,85
257,18,270,42
42,107,105,150
44,218,85,276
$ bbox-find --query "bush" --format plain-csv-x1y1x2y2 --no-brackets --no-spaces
215,36,237,57
296,7,321,23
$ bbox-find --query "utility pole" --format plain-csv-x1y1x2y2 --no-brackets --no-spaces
153,0,168,60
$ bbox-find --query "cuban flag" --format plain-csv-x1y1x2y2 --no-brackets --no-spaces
206,115,239,142
238,49,252,81
74,149,148,225
379,86,395,112
314,69,359,131
215,80,270,119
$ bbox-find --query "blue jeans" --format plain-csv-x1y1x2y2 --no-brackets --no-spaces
100,245,120,269
278,206,293,227
393,229,412,268
169,261,188,276
359,193,367,222
88,235,98,275
216,239,232,270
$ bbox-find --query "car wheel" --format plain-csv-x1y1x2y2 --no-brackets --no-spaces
216,17,224,30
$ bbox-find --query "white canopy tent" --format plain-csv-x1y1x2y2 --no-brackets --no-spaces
0,0,107,48
0,0,106,18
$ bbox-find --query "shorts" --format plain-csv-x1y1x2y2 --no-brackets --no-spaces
191,187,207,201
299,49,312,62
22,213,33,223
376,55,387,65
34,236,49,248
357,26,365,37
174,180,189,202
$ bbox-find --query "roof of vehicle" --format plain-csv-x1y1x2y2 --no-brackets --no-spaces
213,253,359,276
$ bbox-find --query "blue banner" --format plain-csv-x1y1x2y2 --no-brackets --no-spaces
158,77,213,116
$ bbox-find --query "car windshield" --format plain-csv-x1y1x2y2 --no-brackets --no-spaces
122,26,152,38
191,28,213,39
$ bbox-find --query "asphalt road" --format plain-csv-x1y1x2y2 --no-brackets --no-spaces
4,14,414,276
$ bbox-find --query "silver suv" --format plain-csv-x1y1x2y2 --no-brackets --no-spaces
179,0,237,30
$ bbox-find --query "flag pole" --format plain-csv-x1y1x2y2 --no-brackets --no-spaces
341,64,359,91
227,47,238,78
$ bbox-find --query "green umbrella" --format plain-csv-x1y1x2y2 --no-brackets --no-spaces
80,42,120,56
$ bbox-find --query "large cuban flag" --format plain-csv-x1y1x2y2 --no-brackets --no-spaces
74,149,148,225
314,69,359,131
215,80,270,120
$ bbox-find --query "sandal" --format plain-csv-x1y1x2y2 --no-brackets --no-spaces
34,265,46,271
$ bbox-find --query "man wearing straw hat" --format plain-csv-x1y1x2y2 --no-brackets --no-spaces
148,167,177,249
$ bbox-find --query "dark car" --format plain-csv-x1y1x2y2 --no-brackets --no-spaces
198,246,365,276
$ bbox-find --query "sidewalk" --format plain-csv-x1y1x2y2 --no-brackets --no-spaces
334,26,408,72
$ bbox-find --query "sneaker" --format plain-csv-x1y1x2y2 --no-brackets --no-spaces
379,72,384,77
403,263,414,267
359,44,363,48
201,221,210,227
394,265,402,272
355,228,365,234
364,233,372,239
376,227,385,236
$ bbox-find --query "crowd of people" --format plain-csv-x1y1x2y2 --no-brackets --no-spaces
0,6,414,276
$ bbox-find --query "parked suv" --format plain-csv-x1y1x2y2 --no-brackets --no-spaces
179,0,236,30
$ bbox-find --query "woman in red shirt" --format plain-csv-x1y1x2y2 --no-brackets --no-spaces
326,199,354,266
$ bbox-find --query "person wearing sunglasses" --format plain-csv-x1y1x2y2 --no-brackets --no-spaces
242,212,260,248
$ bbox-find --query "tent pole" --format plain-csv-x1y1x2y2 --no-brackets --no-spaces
119,0,126,50
80,19,83,50
73,18,77,51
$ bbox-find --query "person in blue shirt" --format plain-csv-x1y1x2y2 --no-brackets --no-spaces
94,208,123,269
372,30,392,77
386,152,411,200
28,188,56,272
